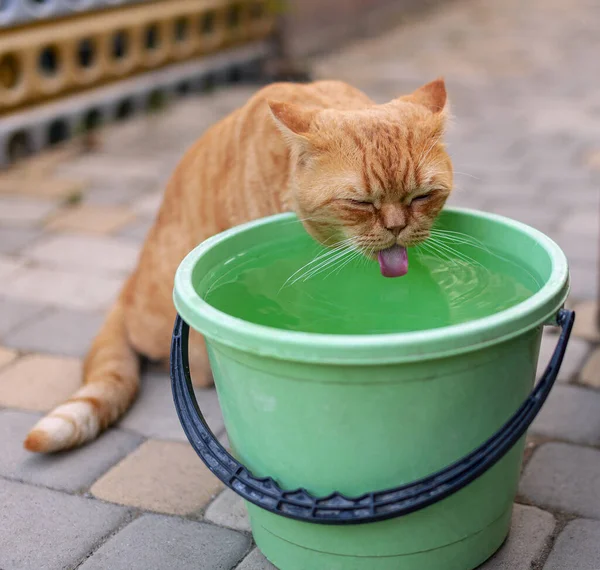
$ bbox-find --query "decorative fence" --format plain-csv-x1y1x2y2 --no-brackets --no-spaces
0,0,276,166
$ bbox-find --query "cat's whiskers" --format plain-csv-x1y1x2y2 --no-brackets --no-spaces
279,215,321,226
296,216,321,224
419,239,456,264
430,229,492,254
430,234,487,251
427,160,479,180
328,248,361,279
430,238,484,268
300,236,382,282
449,171,480,179
425,234,485,270
361,244,377,268
299,246,357,283
337,245,366,274
431,229,542,286
281,238,355,288
294,241,353,274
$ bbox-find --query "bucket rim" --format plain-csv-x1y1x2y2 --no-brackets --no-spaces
173,207,570,364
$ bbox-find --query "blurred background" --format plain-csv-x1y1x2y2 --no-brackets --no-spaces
0,0,598,371
0,3,599,568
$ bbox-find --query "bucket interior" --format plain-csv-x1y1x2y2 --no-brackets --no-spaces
192,209,554,336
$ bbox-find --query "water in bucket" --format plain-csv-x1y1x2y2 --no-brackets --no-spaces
202,232,540,335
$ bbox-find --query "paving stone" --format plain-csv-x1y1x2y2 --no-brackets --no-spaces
5,308,104,357
469,179,535,200
475,505,556,569
84,183,146,207
91,440,223,515
551,230,600,265
536,332,590,383
581,348,600,388
531,385,600,445
558,210,599,236
79,514,250,570
21,178,87,200
572,301,600,342
204,489,251,532
185,87,259,118
119,371,225,441
0,346,17,369
219,430,231,450
0,254,23,283
0,196,58,226
0,477,129,570
546,193,600,215
536,167,596,188
483,202,559,232
0,266,123,310
117,217,154,244
0,157,85,196
0,409,143,492
30,145,79,169
82,121,156,156
459,163,524,188
585,149,600,170
46,204,136,235
543,519,600,570
237,549,278,570
0,147,75,182
445,188,488,210
519,443,600,518
57,155,165,184
23,234,140,275
568,263,599,301
0,227,43,254
0,353,82,410
0,297,47,338
132,192,163,218
541,185,600,209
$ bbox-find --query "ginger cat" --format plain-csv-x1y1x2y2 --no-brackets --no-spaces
24,78,453,453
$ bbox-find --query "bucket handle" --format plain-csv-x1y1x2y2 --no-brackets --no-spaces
171,308,574,526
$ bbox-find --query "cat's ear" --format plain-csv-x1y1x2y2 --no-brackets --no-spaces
404,78,448,114
268,100,316,152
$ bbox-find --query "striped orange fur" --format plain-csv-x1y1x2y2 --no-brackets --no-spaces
24,78,453,453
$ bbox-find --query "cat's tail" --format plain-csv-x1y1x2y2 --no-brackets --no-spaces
23,293,140,453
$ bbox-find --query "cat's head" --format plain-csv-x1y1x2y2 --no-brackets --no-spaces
268,78,453,277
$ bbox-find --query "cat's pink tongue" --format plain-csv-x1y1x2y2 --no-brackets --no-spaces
378,245,408,277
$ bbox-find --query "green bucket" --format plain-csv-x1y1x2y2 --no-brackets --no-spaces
171,207,573,570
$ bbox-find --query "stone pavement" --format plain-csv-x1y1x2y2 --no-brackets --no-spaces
0,0,599,567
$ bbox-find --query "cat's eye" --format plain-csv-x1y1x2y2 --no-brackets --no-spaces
411,193,432,203
346,199,373,207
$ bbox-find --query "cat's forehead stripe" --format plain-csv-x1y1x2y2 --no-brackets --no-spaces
336,116,444,198
361,152,372,196
401,155,412,191
368,162,386,195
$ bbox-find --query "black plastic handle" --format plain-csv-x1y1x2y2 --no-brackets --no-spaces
171,309,574,525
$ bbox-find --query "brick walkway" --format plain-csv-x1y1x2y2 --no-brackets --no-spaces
1,0,599,567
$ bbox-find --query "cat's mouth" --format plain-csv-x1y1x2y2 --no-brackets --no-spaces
378,245,408,278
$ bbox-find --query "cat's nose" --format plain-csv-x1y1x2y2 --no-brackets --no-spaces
386,224,406,237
